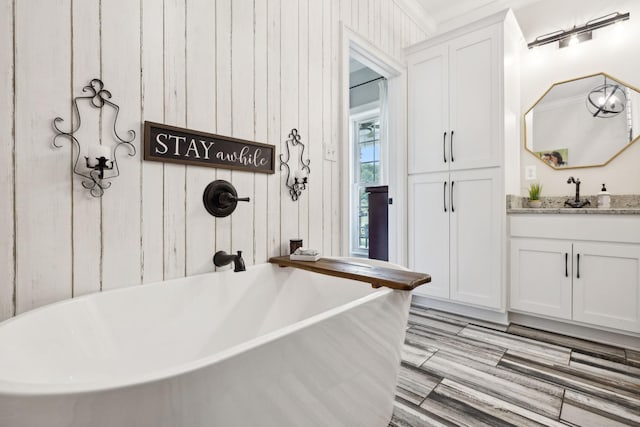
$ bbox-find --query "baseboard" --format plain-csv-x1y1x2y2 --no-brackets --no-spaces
410,295,640,351
411,295,509,325
509,311,640,352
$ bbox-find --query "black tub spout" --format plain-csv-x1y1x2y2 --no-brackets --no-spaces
213,250,246,272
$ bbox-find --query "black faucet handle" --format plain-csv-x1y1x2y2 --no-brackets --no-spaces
220,192,251,205
234,250,246,272
203,180,251,217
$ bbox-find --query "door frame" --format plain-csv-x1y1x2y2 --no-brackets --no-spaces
340,23,407,265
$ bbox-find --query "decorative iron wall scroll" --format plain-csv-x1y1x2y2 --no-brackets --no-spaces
52,78,136,197
279,128,310,201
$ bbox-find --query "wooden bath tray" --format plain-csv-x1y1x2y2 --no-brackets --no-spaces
268,256,431,291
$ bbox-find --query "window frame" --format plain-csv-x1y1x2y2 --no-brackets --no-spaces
349,103,384,257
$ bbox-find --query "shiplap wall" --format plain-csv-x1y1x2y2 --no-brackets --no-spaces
0,0,426,320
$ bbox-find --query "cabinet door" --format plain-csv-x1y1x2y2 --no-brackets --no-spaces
573,242,640,333
449,25,500,170
408,173,450,299
449,168,502,309
509,238,572,319
407,45,449,174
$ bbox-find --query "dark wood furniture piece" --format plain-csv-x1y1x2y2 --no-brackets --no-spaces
366,185,388,261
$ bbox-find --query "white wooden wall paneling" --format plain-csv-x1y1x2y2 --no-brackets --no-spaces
215,0,232,268
231,0,256,265
185,0,217,276
331,0,341,256
340,0,351,31
254,0,269,264
403,13,412,47
15,0,72,313
140,0,165,284
101,0,142,290
1,0,428,316
266,0,282,258
71,0,101,297
359,0,369,39
350,0,359,33
322,0,332,257
298,0,310,248
163,0,187,280
393,4,401,59
280,0,299,255
381,0,389,54
307,0,323,253
374,0,381,48
0,0,14,320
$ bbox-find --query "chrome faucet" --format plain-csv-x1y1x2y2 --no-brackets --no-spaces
213,250,246,272
565,177,590,208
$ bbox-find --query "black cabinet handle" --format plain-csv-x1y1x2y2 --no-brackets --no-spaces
443,132,447,163
565,253,568,277
576,253,580,279
450,180,455,213
443,181,447,212
450,130,454,162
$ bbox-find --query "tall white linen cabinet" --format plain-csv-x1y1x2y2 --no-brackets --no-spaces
406,10,523,312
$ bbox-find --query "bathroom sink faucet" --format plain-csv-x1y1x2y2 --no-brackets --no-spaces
564,177,590,208
213,250,246,272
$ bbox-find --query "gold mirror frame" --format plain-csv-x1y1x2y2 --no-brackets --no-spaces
524,72,640,170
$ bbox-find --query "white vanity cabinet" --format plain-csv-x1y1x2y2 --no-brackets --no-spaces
510,238,573,319
510,215,640,334
406,10,523,311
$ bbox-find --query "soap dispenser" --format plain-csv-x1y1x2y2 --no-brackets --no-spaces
597,184,611,208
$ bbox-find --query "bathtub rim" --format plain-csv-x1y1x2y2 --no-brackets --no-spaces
0,264,399,397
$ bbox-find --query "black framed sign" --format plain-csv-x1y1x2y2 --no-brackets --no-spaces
143,121,275,174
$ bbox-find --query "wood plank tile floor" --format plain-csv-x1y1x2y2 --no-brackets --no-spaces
390,303,640,427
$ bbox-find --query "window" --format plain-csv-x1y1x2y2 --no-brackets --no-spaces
350,109,381,256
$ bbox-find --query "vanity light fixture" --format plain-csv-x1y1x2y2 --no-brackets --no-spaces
527,12,629,49
53,78,136,197
279,128,310,201
586,76,627,118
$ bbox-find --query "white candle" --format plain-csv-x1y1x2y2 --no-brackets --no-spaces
86,149,97,167
89,145,111,162
97,145,111,160
294,169,304,180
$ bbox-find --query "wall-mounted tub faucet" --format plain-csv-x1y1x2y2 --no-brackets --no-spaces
565,177,590,208
213,250,246,272
203,180,250,217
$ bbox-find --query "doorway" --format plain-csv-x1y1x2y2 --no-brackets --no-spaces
340,25,406,264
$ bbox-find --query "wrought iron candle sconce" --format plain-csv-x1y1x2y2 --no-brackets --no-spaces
53,78,136,197
279,128,310,201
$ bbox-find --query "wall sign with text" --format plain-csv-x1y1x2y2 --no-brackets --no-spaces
143,121,275,174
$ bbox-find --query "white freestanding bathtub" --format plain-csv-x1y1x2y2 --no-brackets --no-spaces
0,262,411,427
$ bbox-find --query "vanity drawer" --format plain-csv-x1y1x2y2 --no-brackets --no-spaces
510,214,640,243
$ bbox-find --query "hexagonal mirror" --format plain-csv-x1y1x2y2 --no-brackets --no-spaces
524,73,640,169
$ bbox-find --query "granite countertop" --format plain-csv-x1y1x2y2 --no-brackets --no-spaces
507,195,640,215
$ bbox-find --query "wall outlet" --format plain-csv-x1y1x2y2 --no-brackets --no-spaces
324,143,337,162
525,165,536,180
